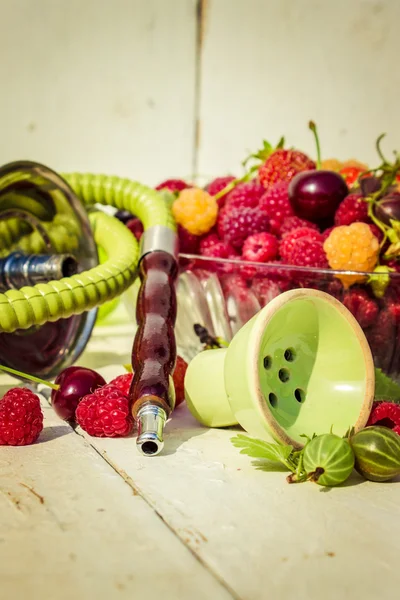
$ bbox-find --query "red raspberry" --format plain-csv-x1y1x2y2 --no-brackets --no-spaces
279,216,319,236
279,227,323,262
199,233,220,254
217,206,269,250
259,149,315,188
242,232,278,263
321,226,335,242
201,241,236,259
365,308,397,373
173,356,188,407
206,176,235,207
251,277,281,306
334,193,369,226
288,239,328,268
259,182,294,234
107,359,188,409
108,373,133,397
225,181,264,211
366,401,400,435
178,225,200,254
0,388,43,446
342,288,379,329
76,385,134,438
155,179,190,193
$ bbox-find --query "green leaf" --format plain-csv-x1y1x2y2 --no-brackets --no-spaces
375,368,400,402
231,434,294,469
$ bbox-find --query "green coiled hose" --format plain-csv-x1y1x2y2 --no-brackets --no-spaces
0,173,176,333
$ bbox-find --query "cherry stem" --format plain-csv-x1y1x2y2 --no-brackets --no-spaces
0,365,59,390
376,133,389,164
309,121,321,169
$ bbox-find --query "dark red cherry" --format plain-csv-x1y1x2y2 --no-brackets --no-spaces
374,193,400,226
126,218,144,240
51,366,106,421
288,170,349,223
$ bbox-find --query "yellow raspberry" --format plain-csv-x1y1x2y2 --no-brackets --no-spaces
321,158,343,172
172,188,218,235
323,222,379,288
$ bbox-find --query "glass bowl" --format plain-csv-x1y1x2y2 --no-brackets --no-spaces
123,255,400,381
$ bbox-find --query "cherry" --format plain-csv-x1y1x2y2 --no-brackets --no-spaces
375,192,400,226
288,122,349,223
126,218,144,240
0,364,105,422
51,366,106,421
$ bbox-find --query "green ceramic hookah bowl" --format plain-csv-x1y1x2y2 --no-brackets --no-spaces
185,288,375,447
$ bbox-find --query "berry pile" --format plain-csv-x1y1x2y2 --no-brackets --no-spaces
143,124,400,377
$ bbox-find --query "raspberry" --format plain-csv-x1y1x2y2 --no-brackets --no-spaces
251,277,281,306
259,182,294,234
366,401,400,435
172,188,218,235
217,206,269,250
199,233,220,254
321,226,335,242
242,232,278,263
201,241,236,259
206,176,235,207
178,225,200,254
259,148,315,189
334,193,369,226
288,238,328,268
279,227,323,262
321,159,343,172
342,288,379,329
279,216,319,236
0,388,43,446
108,373,133,397
173,356,188,407
365,308,397,372
323,223,380,287
155,179,190,193
225,181,264,211
76,385,134,438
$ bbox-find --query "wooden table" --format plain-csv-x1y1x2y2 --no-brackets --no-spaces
1,308,400,600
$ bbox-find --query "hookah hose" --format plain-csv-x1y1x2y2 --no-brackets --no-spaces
0,172,179,456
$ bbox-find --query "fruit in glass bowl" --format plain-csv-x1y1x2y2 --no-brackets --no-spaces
122,123,400,379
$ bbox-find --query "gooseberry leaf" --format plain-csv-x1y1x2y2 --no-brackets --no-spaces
374,368,400,403
231,434,295,470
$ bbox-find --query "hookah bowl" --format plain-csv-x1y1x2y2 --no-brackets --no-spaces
184,288,375,447
0,161,179,455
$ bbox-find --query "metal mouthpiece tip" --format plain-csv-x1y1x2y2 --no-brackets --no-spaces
136,405,167,457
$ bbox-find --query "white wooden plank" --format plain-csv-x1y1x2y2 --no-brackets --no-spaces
0,0,197,185
80,358,400,600
197,0,400,176
0,386,234,600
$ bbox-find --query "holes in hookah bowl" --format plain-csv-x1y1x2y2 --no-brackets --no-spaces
263,355,272,370
294,388,305,403
284,347,296,362
264,349,305,410
278,368,290,383
268,392,278,408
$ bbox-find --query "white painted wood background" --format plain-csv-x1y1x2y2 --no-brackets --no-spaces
0,0,399,186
